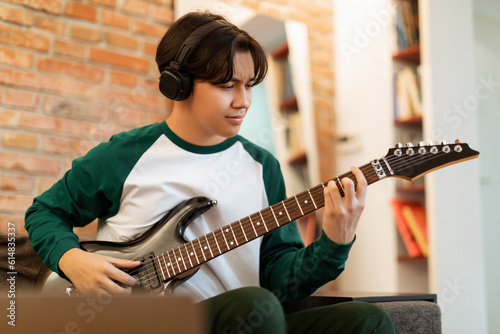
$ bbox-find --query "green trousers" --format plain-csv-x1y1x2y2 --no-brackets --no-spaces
199,287,395,334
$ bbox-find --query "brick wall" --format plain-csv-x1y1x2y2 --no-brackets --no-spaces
239,0,337,182
0,0,174,233
0,0,336,234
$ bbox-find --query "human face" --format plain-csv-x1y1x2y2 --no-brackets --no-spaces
170,51,255,146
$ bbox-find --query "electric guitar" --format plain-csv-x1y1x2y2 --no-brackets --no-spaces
37,140,479,295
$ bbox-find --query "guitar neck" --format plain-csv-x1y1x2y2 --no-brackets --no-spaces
151,141,479,282
153,160,386,282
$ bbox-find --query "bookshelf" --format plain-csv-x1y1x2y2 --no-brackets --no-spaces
267,38,318,246
391,0,428,293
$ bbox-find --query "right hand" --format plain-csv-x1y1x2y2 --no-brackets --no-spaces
58,248,141,295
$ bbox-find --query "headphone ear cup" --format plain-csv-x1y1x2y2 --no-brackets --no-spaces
159,68,193,101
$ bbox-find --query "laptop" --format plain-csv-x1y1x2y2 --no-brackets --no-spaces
1,294,205,334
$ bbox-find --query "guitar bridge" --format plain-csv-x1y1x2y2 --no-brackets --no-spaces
133,253,164,295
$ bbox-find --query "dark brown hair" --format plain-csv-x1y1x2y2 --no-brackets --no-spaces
156,11,268,85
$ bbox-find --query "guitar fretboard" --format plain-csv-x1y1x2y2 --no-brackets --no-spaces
153,161,383,281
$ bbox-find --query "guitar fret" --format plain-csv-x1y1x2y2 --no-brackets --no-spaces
197,238,207,262
166,251,177,276
248,216,259,237
307,189,317,209
294,195,304,215
238,219,249,242
220,228,230,250
269,206,280,227
283,197,301,221
191,242,200,265
229,224,239,246
184,244,194,268
155,255,166,281
280,201,291,221
160,254,171,279
204,234,214,259
172,248,186,271
212,231,222,254
258,211,269,232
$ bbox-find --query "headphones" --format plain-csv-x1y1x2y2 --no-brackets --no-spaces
159,21,223,101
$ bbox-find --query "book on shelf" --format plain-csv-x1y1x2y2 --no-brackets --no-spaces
391,199,428,258
393,66,422,120
394,0,419,51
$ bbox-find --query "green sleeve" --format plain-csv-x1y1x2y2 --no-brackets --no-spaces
25,144,121,276
24,123,162,276
258,152,354,302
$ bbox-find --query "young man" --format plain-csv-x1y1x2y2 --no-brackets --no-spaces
25,11,394,333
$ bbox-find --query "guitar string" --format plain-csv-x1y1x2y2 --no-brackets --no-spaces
115,149,456,288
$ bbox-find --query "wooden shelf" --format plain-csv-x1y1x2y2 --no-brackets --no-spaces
394,115,422,126
398,255,427,263
396,184,425,194
288,151,307,165
280,95,298,112
270,41,289,59
393,45,420,64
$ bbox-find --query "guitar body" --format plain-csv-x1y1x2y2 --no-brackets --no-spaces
37,196,216,295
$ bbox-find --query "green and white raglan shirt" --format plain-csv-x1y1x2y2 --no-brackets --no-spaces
25,121,354,302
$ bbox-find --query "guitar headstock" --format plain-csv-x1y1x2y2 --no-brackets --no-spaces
384,140,479,181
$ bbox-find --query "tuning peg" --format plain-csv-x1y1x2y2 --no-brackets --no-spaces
441,140,449,145
406,142,414,147
418,141,427,154
394,143,403,156
455,139,461,144
405,143,415,155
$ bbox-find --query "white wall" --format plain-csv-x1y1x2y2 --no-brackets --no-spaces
474,1,500,333
420,0,488,332
333,0,398,293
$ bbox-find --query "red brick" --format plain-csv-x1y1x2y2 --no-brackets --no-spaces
2,131,39,150
0,194,35,214
35,16,66,35
113,107,148,127
0,46,34,68
107,31,139,50
0,151,62,175
37,57,105,82
26,0,63,15
43,96,111,122
4,88,40,110
133,18,166,38
110,71,138,87
18,112,95,138
89,0,116,8
144,41,157,56
0,23,50,52
0,110,19,127
153,5,174,24
98,88,159,110
0,215,26,234
70,25,102,42
0,3,34,26
54,39,85,59
38,176,59,193
65,1,97,22
0,68,93,98
123,0,149,16
41,134,91,156
90,48,150,72
102,9,129,29
0,173,36,193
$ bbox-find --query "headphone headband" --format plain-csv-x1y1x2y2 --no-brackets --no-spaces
159,21,224,101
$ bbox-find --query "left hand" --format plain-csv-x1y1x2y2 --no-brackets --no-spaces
322,166,367,244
